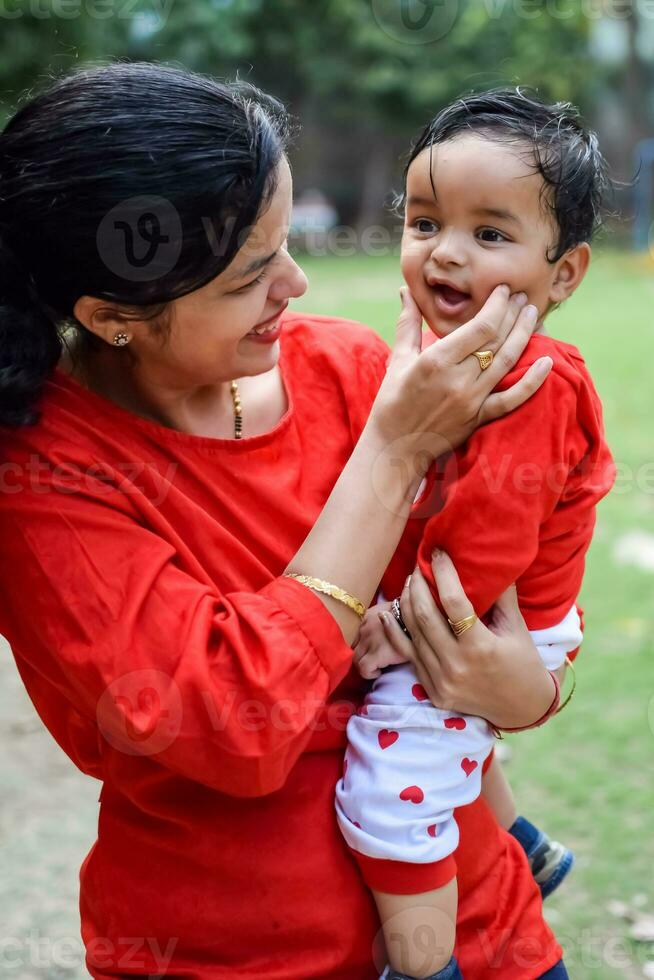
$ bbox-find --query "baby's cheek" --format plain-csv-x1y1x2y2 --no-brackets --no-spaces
400,255,416,292
525,275,556,316
476,261,518,300
485,251,550,308
399,246,422,289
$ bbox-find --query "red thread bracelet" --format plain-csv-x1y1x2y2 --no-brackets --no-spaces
489,670,561,739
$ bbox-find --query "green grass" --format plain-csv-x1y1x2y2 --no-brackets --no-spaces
294,250,654,979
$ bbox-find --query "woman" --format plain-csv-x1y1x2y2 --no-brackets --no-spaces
0,62,564,978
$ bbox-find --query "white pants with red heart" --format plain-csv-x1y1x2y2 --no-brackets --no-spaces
334,604,581,871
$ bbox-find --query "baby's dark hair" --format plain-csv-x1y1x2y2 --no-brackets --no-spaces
0,61,291,428
400,86,610,263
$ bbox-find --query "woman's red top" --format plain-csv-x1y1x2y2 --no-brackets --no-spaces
0,313,561,979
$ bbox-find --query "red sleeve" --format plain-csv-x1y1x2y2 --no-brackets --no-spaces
0,489,354,799
416,365,598,622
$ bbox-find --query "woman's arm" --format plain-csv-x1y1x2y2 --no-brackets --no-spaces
287,287,550,644
0,491,355,799
380,551,558,730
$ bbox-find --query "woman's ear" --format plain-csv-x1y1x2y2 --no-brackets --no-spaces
73,296,135,344
549,243,591,305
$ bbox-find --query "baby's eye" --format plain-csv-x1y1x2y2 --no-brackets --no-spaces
478,228,508,244
413,218,439,235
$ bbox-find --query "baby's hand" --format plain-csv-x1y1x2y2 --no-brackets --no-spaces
354,601,411,680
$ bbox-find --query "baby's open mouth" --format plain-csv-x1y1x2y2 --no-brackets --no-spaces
432,282,472,316
435,283,471,304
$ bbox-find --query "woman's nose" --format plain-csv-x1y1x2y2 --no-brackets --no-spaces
270,250,308,300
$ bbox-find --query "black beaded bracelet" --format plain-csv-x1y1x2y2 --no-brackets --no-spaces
391,597,413,641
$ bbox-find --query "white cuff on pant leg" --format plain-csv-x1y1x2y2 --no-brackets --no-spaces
530,603,583,671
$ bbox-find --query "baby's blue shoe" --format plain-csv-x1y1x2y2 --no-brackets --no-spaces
509,815,575,899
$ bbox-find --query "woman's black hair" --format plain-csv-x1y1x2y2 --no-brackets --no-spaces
398,86,611,264
0,60,291,428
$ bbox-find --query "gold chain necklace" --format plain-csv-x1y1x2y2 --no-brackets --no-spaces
230,380,243,439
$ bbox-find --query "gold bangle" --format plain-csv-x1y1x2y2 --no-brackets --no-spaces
555,655,577,713
284,574,366,620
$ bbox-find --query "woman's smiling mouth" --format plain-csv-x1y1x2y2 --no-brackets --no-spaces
245,302,289,343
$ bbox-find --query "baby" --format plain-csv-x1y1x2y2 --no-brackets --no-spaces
335,88,616,980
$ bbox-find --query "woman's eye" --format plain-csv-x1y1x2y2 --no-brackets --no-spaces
413,218,439,234
234,270,269,293
478,228,507,244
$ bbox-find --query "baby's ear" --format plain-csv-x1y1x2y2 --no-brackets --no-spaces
549,243,591,304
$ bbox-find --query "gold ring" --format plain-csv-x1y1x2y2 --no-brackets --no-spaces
447,613,478,636
473,350,494,371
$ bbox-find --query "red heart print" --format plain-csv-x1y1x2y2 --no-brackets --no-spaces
444,717,467,731
378,729,399,750
427,824,438,837
411,683,428,702
399,785,424,804
461,758,478,777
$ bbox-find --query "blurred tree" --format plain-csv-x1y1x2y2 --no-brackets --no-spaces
0,0,618,227
225,0,598,226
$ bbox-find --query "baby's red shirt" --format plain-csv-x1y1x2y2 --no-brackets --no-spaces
384,333,616,630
